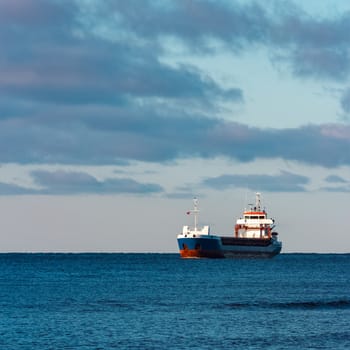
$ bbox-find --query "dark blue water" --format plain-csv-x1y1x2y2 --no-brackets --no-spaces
0,254,349,349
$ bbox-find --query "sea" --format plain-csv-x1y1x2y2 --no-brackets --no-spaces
0,253,349,349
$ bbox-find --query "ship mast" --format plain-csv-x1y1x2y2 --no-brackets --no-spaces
255,192,261,211
193,197,199,231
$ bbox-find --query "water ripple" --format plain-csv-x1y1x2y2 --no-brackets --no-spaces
223,299,350,310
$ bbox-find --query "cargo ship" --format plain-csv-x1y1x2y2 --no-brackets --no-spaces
177,193,282,258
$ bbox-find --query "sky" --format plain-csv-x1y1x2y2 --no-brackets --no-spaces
1,0,350,253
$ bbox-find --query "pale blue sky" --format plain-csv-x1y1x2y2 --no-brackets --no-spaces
0,0,350,252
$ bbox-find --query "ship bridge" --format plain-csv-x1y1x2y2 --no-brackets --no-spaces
235,193,275,238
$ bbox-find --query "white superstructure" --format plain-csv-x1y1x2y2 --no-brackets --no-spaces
234,193,276,239
178,197,213,238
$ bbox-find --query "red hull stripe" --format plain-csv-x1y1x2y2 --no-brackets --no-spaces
244,211,266,215
179,249,224,258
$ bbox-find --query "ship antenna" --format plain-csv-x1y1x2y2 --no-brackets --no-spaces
255,192,261,211
193,197,199,231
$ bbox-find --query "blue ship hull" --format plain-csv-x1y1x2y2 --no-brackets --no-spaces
177,237,224,258
177,236,281,258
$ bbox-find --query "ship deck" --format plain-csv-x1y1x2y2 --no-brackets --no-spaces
220,237,272,247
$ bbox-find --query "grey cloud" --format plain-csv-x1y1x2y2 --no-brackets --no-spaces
262,6,350,80
202,171,309,192
340,88,350,113
205,122,350,167
320,185,350,192
30,170,164,195
103,1,350,80
0,1,350,169
0,182,38,195
324,175,347,183
2,0,350,114
0,0,74,23
0,40,240,106
0,1,242,107
321,174,350,192
270,7,350,48
287,48,350,81
0,104,349,166
104,0,268,49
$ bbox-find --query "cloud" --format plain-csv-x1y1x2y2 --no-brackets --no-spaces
340,88,350,113
101,0,268,49
0,39,241,106
202,170,309,192
0,0,75,27
321,174,350,192
285,48,350,81
0,104,349,166
0,182,38,195
188,121,350,167
0,0,350,169
99,1,350,81
24,170,164,195
269,6,350,80
324,175,347,183
320,185,350,192
2,0,350,113
4,0,348,112
0,0,242,108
